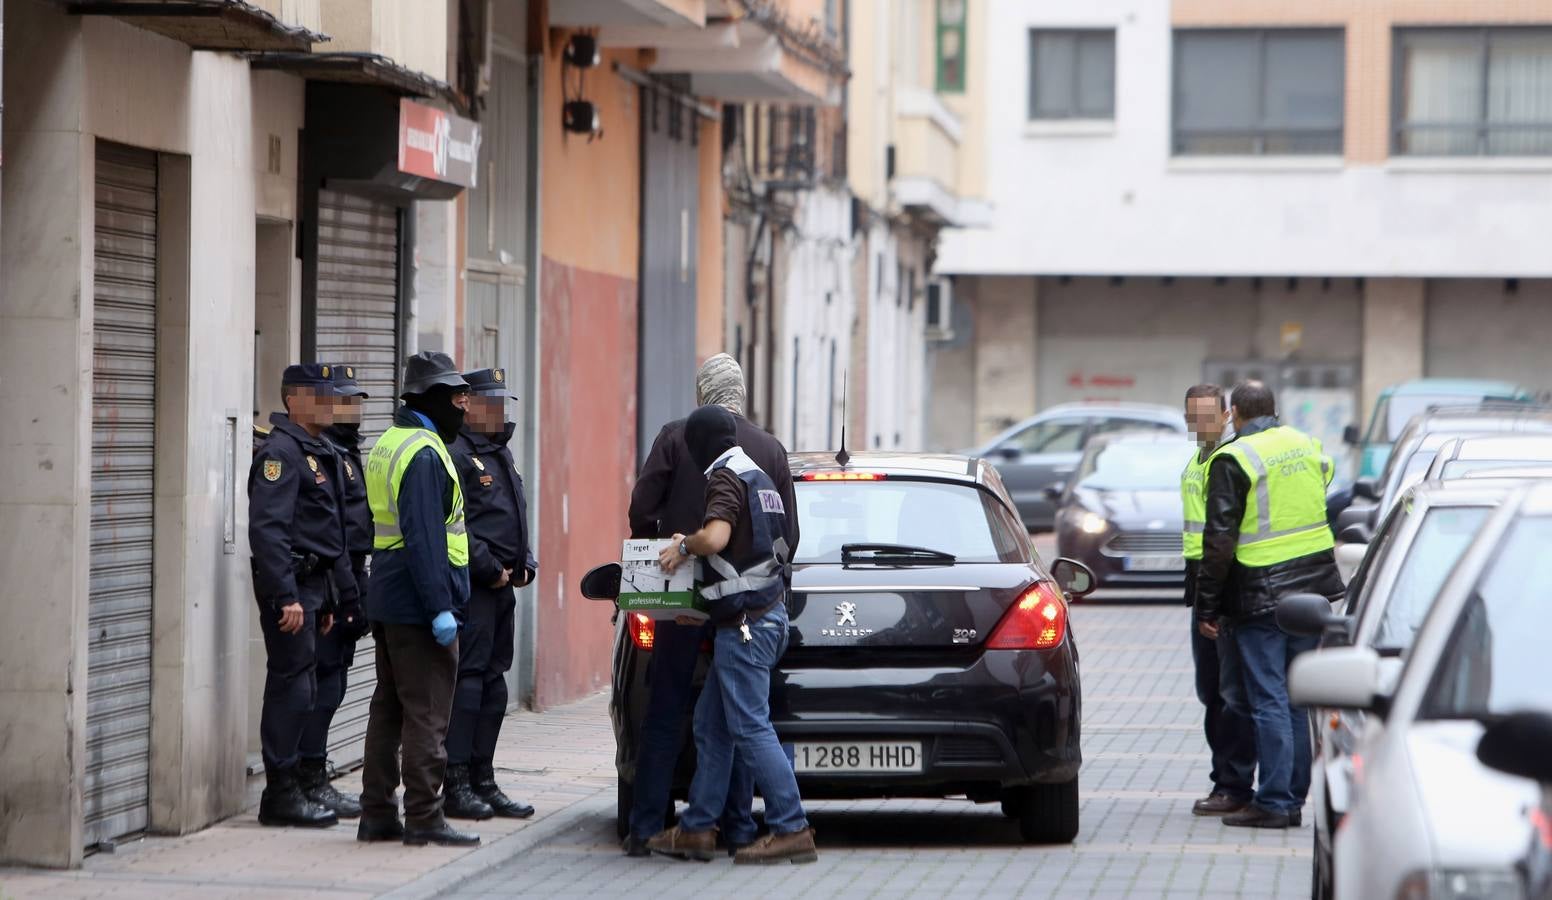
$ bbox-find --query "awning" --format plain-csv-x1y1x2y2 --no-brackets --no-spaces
249,52,460,109
62,0,323,52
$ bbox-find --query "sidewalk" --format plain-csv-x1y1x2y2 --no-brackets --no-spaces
0,693,617,900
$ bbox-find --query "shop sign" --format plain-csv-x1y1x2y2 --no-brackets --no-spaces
398,98,480,188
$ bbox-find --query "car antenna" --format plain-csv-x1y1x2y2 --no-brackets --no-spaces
836,371,851,468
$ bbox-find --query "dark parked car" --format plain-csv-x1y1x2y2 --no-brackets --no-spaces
965,402,1186,531
581,452,1096,845
1050,431,1197,591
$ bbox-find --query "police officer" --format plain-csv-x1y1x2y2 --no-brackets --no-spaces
646,405,816,865
249,363,360,828
1181,384,1256,820
443,368,537,820
358,351,479,848
289,364,374,819
1196,380,1342,830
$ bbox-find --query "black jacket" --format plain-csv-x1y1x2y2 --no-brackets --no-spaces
1196,416,1344,623
450,423,538,591
249,413,356,612
629,413,800,555
364,407,471,625
324,425,374,633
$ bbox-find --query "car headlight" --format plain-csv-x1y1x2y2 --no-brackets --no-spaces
1395,868,1522,900
1076,511,1108,535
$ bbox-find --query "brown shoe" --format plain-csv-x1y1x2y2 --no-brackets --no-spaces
1192,791,1250,817
733,828,818,865
645,825,716,861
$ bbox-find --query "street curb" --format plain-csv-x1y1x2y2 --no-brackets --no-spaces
381,789,616,899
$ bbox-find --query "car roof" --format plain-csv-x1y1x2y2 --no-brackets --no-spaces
1404,477,1527,504
1520,480,1552,515
1389,378,1526,397
788,451,986,484
1042,400,1183,418
1437,432,1552,459
1088,430,1196,449
1460,465,1552,480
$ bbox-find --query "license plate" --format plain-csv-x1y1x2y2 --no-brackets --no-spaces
1125,555,1184,572
792,741,924,774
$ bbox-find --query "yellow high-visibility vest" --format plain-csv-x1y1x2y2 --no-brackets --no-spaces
1213,426,1334,567
366,424,468,566
1181,449,1211,561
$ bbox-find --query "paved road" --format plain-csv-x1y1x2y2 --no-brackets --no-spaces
447,596,1312,900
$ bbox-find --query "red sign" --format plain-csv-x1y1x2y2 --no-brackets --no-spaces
398,98,480,189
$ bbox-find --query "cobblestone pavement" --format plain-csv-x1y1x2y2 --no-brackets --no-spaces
445,602,1311,898
0,535,1312,899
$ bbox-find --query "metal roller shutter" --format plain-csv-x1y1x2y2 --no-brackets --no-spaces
315,188,402,770
87,142,158,846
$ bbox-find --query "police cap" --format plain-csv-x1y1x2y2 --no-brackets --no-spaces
327,363,370,398
462,368,518,400
281,363,337,391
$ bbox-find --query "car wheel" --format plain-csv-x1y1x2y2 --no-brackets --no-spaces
1014,777,1080,844
1312,834,1333,900
616,777,633,840
999,794,1021,819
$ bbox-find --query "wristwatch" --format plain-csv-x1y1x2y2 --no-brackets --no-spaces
679,539,692,558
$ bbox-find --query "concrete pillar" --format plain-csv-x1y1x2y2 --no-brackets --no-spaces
972,276,1038,444
1361,278,1426,422
0,0,89,867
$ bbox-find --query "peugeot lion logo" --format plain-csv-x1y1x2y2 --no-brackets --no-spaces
835,601,858,627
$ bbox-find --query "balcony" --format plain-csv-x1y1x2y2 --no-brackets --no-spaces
891,86,967,226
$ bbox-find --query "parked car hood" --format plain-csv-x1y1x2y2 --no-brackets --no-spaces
1407,720,1539,868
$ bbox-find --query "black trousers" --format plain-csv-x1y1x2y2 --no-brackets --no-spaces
1185,560,1257,800
445,583,516,766
361,622,459,826
258,605,317,773
299,623,357,761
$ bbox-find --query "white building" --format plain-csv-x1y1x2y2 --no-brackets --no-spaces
933,0,1552,467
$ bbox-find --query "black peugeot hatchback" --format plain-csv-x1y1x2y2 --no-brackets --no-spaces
581,452,1094,844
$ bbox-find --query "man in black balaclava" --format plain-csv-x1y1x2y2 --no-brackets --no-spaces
685,404,738,470
359,351,479,848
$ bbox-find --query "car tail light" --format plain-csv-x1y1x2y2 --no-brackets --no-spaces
802,471,886,481
986,583,1067,650
629,613,655,651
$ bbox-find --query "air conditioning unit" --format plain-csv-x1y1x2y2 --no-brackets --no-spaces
925,277,954,341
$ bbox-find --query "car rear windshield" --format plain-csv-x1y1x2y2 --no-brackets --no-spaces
793,480,1030,564
1378,394,1484,442
1079,442,1196,490
1422,515,1552,720
1372,505,1492,653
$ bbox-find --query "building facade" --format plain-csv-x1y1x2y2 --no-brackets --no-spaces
934,0,1552,476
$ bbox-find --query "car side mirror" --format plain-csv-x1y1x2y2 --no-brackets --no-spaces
1477,711,1552,784
1338,523,1372,545
1043,483,1065,502
1050,557,1096,599
579,563,622,601
1351,478,1378,501
1343,424,1361,446
1289,645,1385,712
1276,592,1352,641
995,444,1021,461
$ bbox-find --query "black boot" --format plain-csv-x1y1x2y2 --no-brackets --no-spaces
471,759,535,819
403,819,482,847
258,767,337,828
297,757,362,819
357,816,405,843
443,764,495,821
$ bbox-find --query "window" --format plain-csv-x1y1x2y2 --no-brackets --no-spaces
1173,29,1345,155
1088,416,1181,439
1395,28,1552,156
1077,442,1196,491
1007,418,1086,456
936,0,968,94
1372,505,1492,652
1028,30,1116,120
794,481,1030,564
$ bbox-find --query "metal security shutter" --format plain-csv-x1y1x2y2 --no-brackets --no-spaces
637,87,699,464
87,142,158,846
315,188,401,770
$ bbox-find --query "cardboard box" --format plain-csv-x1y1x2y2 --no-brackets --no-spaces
617,539,707,622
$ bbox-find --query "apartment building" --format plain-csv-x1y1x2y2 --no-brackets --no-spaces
934,0,1552,476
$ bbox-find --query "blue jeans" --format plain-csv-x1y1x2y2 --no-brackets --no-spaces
630,622,755,843
680,604,808,837
1191,615,1257,801
1235,614,1318,815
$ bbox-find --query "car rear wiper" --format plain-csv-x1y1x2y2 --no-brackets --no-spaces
841,543,957,565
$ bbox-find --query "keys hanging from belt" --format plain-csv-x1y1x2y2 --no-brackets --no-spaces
738,614,752,643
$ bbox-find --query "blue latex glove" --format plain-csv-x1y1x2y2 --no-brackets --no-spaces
431,610,458,646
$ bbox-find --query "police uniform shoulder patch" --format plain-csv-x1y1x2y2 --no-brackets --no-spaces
262,459,283,482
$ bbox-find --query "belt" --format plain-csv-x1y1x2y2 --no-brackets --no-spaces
715,600,781,629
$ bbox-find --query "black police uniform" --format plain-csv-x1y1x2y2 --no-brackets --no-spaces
444,368,537,820
248,363,358,828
